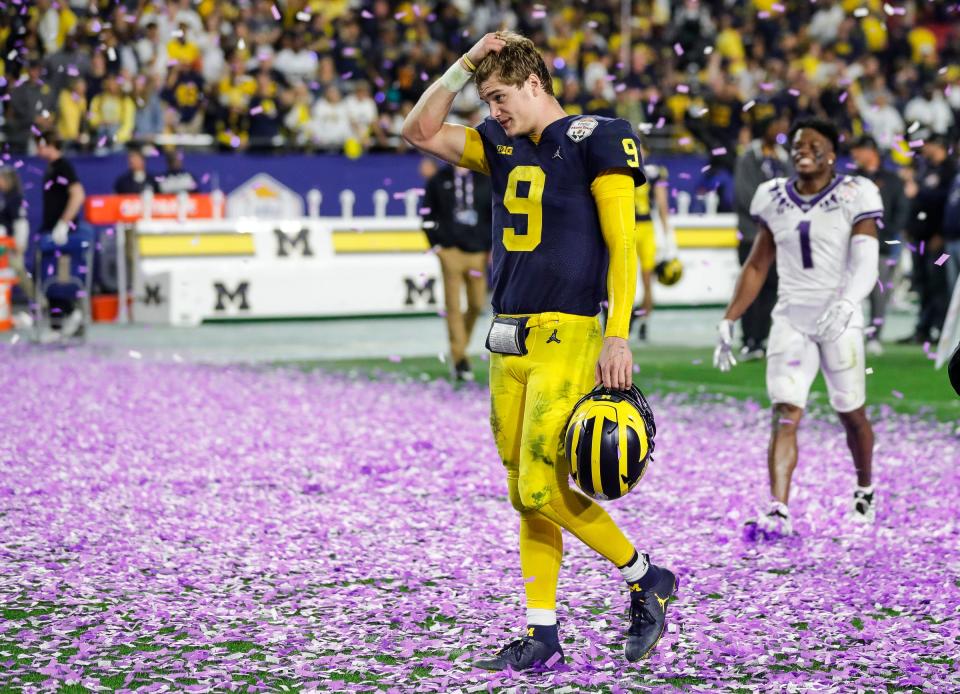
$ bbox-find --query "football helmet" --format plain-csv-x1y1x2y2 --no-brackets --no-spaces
655,258,683,286
564,385,656,500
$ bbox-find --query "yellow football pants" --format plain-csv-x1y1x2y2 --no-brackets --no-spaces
489,312,637,611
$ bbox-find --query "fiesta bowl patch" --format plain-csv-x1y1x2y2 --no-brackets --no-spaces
567,117,598,142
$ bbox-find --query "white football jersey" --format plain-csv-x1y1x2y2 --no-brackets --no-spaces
750,175,883,306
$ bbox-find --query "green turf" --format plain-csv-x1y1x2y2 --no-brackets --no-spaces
286,343,959,421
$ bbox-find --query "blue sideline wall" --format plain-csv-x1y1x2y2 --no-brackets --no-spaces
16,152,724,233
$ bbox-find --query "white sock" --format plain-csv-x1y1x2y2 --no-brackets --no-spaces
855,484,874,495
619,552,649,584
768,499,789,516
526,608,556,626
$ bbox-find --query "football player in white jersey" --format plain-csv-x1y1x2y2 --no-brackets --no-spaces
713,118,883,537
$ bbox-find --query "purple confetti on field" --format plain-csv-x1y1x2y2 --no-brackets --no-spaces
673,43,684,56
270,4,280,20
0,354,956,691
891,389,904,399
934,253,949,266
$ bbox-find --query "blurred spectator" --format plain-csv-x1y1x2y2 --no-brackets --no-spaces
162,64,205,134
942,167,960,302
197,12,226,85
114,148,157,195
275,31,318,85
284,83,314,146
133,75,166,140
343,82,380,148
135,21,168,79
808,0,845,46
0,0,955,166
733,113,791,359
421,163,493,381
0,167,34,307
310,85,353,150
902,135,956,343
35,0,78,57
45,36,92,95
248,73,285,150
849,135,910,354
857,90,905,152
56,77,88,150
157,150,198,194
88,74,136,150
219,51,257,112
904,83,956,137
5,56,56,154
167,22,201,68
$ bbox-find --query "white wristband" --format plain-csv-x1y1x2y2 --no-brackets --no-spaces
440,59,473,93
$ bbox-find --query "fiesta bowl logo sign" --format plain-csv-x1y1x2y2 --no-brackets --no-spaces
85,194,221,224
226,173,304,220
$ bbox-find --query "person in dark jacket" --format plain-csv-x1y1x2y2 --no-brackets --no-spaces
0,167,33,308
850,135,911,354
902,134,956,343
942,167,960,300
113,147,158,195
421,164,493,381
732,113,791,359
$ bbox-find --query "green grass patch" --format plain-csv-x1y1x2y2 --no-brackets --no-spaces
852,617,865,630
285,344,958,421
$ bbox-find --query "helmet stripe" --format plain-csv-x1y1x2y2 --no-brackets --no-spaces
590,410,606,497
616,402,630,496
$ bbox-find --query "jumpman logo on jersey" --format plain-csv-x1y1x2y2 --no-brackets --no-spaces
553,147,563,160
546,329,561,344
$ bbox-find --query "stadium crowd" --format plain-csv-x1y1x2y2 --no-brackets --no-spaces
1,0,959,347
0,0,957,157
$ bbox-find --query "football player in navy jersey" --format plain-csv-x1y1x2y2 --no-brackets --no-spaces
402,31,676,671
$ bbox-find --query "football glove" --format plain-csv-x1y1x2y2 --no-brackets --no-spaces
51,220,69,246
713,319,737,372
816,299,855,343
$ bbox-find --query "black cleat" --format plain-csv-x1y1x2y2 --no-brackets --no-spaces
473,636,564,672
453,358,474,382
625,566,677,662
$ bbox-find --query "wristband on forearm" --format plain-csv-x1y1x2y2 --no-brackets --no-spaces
440,56,475,92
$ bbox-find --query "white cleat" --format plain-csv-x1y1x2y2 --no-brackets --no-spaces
744,500,793,541
851,489,876,524
865,339,883,356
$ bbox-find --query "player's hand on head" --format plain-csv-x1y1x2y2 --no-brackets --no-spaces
816,299,855,343
596,336,633,390
713,318,737,372
466,32,507,67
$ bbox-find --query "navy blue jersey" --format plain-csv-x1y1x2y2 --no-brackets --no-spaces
473,115,645,316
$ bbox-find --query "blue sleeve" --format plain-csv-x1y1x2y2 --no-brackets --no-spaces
585,118,646,185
